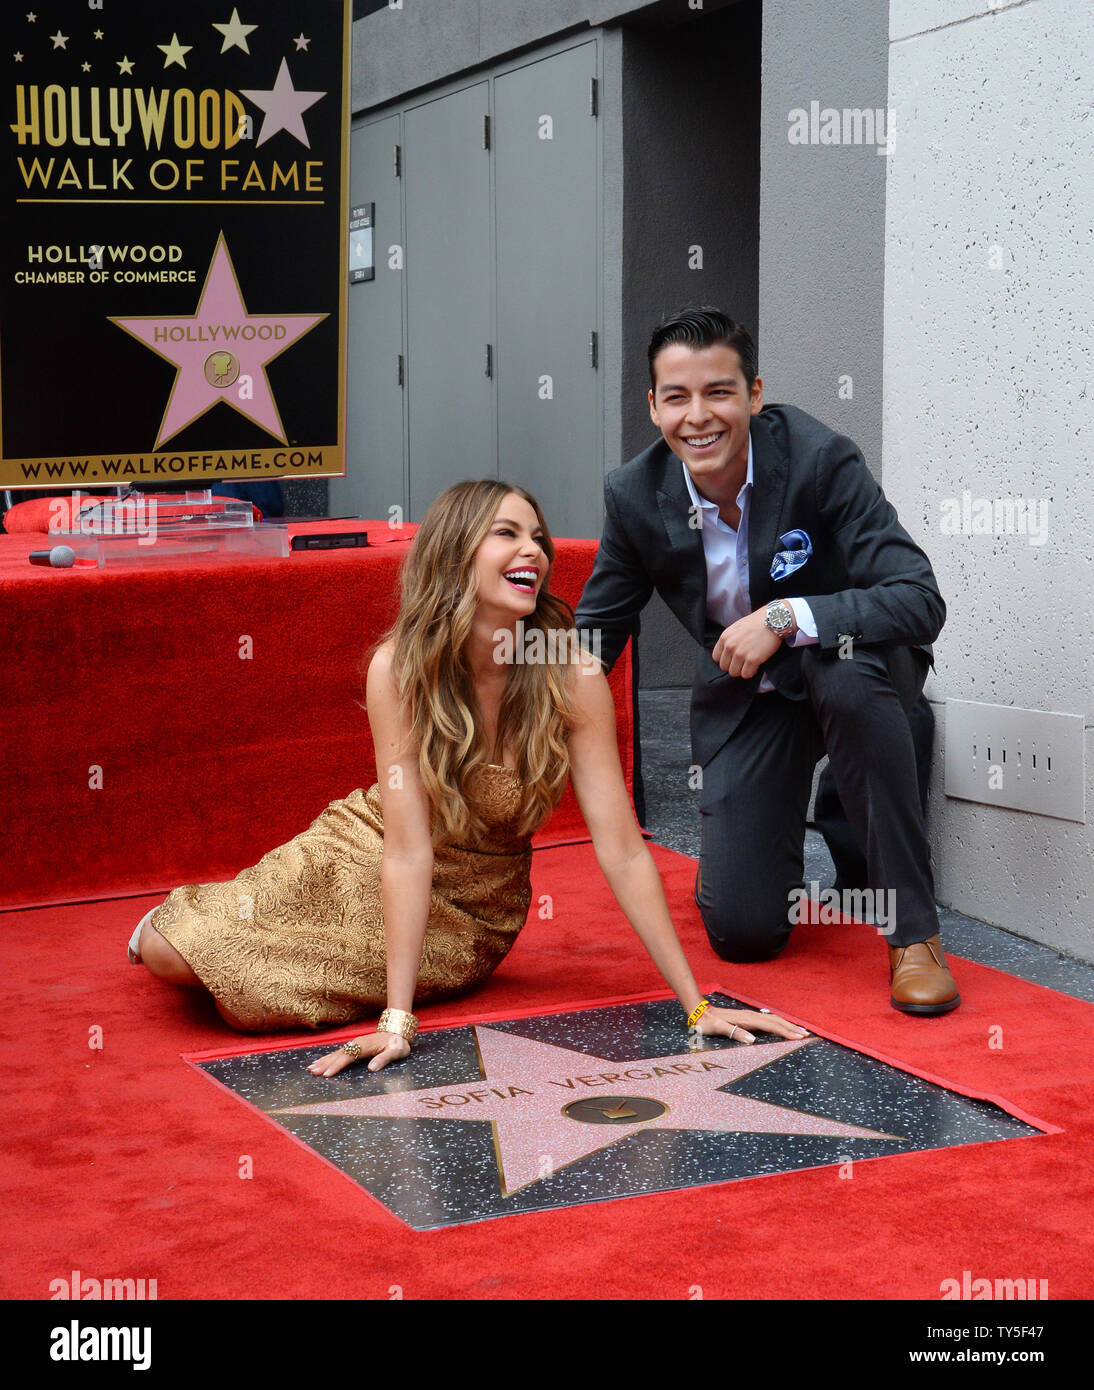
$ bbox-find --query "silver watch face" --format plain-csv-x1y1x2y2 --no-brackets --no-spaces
766,602,793,632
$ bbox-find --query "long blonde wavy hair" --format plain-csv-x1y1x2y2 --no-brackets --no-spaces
372,480,581,846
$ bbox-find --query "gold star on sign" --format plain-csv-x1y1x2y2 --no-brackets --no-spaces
293,34,310,51
213,8,257,55
94,30,104,41
81,61,90,72
157,33,191,69
14,52,24,62
117,56,134,74
26,12,36,22
50,30,67,49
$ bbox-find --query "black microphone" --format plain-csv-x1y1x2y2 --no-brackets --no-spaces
29,545,77,568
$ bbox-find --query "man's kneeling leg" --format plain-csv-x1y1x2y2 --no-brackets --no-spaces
698,881,796,962
695,694,819,963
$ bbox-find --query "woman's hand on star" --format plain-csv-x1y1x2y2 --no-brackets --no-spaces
307,1031,411,1078
694,1007,809,1044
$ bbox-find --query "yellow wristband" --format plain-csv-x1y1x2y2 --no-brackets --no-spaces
687,999,710,1028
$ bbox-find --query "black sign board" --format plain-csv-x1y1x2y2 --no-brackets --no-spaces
1,0,351,490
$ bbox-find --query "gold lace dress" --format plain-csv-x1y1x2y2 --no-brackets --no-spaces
149,766,533,1031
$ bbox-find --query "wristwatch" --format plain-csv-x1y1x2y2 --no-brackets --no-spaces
764,600,797,641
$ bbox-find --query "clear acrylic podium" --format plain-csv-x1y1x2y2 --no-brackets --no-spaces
49,489,290,567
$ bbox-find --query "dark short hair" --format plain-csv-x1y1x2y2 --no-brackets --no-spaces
647,307,758,395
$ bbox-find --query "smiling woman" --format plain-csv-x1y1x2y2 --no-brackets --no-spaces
130,478,808,1067
382,480,576,845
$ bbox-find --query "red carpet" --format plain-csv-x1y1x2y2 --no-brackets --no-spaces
0,525,634,910
3,839,1091,1301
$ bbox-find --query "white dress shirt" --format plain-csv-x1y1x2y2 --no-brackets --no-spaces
681,439,818,693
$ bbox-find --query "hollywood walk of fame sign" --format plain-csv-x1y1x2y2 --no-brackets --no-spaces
1,1,351,490
192,996,1045,1230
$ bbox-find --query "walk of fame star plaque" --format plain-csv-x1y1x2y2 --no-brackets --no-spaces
190,995,1043,1230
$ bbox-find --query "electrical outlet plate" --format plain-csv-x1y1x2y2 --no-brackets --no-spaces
944,700,1086,823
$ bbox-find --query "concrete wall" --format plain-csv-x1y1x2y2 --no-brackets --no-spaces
618,6,761,463
351,0,743,113
883,0,1094,958
620,3,761,687
757,0,890,479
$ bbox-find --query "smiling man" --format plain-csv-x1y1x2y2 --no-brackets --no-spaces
575,307,959,1014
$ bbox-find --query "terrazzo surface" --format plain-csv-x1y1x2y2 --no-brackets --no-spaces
196,995,1041,1231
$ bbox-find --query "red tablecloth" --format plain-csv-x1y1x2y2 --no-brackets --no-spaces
0,521,634,910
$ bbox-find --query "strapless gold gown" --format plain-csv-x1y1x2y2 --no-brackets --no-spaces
149,766,533,1031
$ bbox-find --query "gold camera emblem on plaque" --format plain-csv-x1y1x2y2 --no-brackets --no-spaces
204,350,241,388
562,1095,668,1125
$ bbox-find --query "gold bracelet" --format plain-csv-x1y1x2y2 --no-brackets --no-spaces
377,1008,419,1044
686,999,710,1029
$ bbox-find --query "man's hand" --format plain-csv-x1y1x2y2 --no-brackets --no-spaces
711,608,783,678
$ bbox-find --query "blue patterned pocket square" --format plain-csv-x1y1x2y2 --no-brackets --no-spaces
769,529,813,581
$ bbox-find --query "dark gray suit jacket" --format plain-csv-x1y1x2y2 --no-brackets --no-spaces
574,403,946,767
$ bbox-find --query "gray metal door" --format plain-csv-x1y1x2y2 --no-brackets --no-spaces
495,43,600,539
333,114,405,523
404,83,494,520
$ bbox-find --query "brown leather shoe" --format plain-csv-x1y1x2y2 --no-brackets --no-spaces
888,935,961,1014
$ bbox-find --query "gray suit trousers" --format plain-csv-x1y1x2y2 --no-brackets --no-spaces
695,643,938,959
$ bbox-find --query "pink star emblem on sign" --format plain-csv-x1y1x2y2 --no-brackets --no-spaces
109,233,326,446
240,58,325,148
277,1027,901,1197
